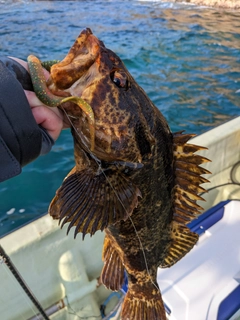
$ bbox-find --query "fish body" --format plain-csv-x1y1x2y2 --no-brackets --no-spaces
29,28,210,319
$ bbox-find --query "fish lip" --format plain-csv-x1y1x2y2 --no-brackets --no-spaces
76,27,98,58
80,27,93,37
50,28,100,90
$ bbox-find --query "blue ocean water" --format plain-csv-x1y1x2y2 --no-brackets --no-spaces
0,0,240,237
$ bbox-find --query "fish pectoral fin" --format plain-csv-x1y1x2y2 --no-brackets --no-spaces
101,235,124,291
48,167,141,239
160,222,198,268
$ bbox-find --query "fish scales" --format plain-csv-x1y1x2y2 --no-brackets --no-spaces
28,28,210,320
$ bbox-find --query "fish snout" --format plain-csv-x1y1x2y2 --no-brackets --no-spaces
50,28,100,90
80,27,93,36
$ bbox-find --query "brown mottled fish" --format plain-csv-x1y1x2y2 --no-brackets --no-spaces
28,28,210,320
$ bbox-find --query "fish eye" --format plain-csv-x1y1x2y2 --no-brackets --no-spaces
110,69,130,90
113,78,122,87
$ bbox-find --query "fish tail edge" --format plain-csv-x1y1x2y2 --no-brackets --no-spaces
121,282,166,320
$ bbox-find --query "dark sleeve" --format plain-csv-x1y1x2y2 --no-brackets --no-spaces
0,58,54,182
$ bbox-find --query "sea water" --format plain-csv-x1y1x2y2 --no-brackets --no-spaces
0,0,240,237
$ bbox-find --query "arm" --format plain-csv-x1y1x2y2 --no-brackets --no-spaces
0,57,63,182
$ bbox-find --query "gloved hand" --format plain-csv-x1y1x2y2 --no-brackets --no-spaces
0,56,34,91
0,57,56,182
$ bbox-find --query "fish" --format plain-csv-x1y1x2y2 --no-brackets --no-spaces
28,28,210,320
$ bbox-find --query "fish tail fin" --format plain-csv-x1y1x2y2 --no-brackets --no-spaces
121,282,166,320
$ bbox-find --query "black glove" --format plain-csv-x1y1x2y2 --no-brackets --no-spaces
0,57,54,182
0,56,34,91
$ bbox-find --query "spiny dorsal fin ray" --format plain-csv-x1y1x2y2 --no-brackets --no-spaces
173,131,211,227
160,222,199,268
175,177,207,194
49,167,141,239
176,168,210,185
174,207,200,220
174,152,210,165
175,143,208,155
101,235,124,291
176,160,211,175
174,215,194,224
174,193,204,212
175,185,206,202
173,131,196,144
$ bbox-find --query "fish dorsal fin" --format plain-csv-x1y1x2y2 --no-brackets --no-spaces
173,131,210,225
49,167,141,239
160,131,211,268
101,234,124,291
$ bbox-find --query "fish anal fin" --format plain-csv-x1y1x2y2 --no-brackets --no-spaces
173,131,211,225
160,222,198,268
101,235,124,291
121,282,166,320
49,167,141,238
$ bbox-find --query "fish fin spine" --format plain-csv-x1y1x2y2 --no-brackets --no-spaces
121,282,167,320
101,235,124,291
49,167,141,238
173,131,211,224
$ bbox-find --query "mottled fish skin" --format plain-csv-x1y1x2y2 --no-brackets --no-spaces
44,28,210,320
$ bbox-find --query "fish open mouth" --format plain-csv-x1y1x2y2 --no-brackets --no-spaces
50,28,101,90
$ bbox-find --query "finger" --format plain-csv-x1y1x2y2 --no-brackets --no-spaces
24,90,44,107
10,56,50,79
25,90,70,129
31,106,63,141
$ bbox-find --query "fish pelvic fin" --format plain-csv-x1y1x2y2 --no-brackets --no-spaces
173,131,211,225
48,167,141,239
121,281,166,320
100,234,124,291
160,221,198,268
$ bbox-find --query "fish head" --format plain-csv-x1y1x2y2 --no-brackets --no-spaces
48,28,156,162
